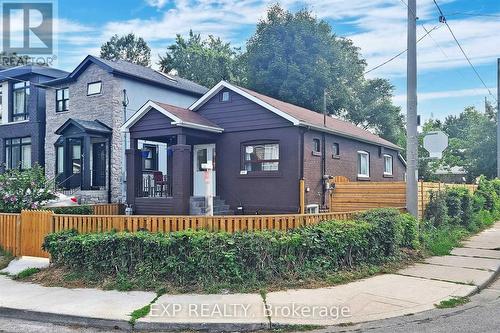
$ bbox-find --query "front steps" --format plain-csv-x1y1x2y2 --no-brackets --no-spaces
189,196,234,215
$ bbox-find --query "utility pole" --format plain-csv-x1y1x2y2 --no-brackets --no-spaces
406,0,418,217
497,58,500,178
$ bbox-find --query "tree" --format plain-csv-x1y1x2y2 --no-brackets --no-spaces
244,5,404,144
159,30,243,88
100,33,151,66
420,106,497,182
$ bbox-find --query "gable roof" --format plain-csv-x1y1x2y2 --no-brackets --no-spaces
0,65,68,80
190,81,400,150
45,55,209,96
55,119,112,135
121,100,223,133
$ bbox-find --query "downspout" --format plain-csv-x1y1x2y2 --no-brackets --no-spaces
108,135,112,203
321,132,326,209
121,89,129,204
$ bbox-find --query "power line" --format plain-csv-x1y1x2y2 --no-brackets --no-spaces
364,25,440,75
432,0,497,101
447,11,500,18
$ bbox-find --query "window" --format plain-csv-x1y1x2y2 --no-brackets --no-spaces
56,88,69,112
313,138,321,153
56,145,64,175
384,154,393,176
196,148,208,171
244,143,279,172
357,151,370,178
5,137,31,170
332,143,340,157
71,142,82,174
142,145,158,171
87,81,102,96
12,81,30,121
221,91,230,102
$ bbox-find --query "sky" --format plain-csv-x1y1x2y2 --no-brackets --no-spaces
8,0,500,121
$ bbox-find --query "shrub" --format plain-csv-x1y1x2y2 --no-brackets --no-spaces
424,191,448,227
445,187,473,228
356,209,403,255
0,165,56,213
398,213,419,249
43,209,410,291
49,205,93,215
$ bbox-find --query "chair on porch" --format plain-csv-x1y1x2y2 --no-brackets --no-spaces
153,171,168,197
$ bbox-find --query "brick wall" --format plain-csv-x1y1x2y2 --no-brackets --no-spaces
45,63,123,202
303,130,405,208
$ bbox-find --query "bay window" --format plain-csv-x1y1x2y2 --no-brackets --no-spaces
5,137,31,170
357,151,370,178
243,143,279,172
12,81,30,121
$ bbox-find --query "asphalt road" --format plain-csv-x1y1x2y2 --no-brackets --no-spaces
0,277,499,333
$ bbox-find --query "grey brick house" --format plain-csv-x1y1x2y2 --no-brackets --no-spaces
122,81,406,215
0,65,68,172
44,56,207,203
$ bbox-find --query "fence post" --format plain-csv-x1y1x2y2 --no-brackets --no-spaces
15,214,22,257
299,179,305,214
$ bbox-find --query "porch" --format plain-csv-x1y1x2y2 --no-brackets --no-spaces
123,101,223,215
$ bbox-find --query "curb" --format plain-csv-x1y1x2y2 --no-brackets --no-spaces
0,307,131,331
0,306,270,332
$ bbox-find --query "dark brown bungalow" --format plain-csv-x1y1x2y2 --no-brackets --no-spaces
122,81,406,215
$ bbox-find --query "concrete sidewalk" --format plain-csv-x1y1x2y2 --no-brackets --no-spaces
0,222,499,331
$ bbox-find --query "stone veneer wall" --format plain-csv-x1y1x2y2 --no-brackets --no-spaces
45,63,124,203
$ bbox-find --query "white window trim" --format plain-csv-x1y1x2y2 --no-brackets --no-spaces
87,81,102,96
357,150,370,178
383,154,393,176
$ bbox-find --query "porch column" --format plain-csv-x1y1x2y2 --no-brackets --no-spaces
126,147,141,206
171,144,191,215
82,136,91,190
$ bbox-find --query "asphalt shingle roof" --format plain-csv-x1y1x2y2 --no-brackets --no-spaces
152,101,221,129
93,57,209,95
237,86,400,150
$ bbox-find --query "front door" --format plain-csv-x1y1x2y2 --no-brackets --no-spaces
92,142,106,187
68,139,82,189
193,144,216,197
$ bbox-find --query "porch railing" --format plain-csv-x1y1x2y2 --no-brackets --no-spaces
137,173,173,198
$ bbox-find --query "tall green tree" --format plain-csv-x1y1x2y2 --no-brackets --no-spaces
420,106,497,182
100,33,151,66
159,30,243,88
244,5,404,144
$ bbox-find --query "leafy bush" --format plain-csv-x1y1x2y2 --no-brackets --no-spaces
420,222,468,256
0,165,56,213
43,209,410,291
398,213,420,249
356,209,403,255
49,205,93,215
445,187,473,228
424,191,448,226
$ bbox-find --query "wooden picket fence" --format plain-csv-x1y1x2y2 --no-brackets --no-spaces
0,210,359,258
329,180,477,217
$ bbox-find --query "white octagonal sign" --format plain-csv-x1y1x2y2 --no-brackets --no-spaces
423,131,448,159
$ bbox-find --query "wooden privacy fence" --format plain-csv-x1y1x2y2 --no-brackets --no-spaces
0,210,359,258
329,180,477,217
418,181,477,217
90,203,124,215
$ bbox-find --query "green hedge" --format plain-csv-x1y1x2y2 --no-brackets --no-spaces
43,208,418,290
48,205,93,215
